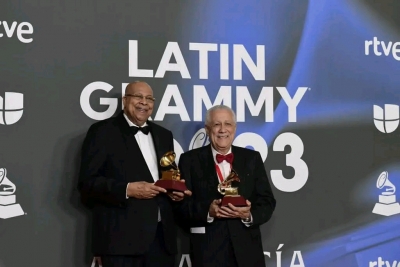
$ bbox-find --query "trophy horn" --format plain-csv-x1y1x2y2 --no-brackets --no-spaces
0,168,16,195
160,151,178,170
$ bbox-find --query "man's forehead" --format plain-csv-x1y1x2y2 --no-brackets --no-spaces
211,116,234,122
212,110,233,117
127,83,153,94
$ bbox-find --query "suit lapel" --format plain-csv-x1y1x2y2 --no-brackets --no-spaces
148,121,161,163
115,111,144,161
232,146,247,196
115,111,154,183
115,111,135,148
199,145,220,196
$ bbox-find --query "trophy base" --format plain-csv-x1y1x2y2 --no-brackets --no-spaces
221,195,247,207
0,195,16,205
0,203,24,219
154,180,187,192
372,202,400,216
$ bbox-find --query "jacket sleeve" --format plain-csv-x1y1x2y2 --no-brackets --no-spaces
77,124,128,207
174,153,211,224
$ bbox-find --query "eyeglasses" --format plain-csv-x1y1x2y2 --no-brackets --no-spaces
125,94,155,103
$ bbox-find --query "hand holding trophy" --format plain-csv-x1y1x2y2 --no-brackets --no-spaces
218,169,247,207
154,151,188,192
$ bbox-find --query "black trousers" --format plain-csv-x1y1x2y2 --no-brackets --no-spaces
191,224,238,267
101,223,175,267
200,238,238,267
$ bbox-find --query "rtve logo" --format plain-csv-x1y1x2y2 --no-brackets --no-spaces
365,37,400,61
373,104,399,133
0,92,24,125
0,21,33,43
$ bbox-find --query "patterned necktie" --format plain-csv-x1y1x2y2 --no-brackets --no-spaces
131,126,150,135
216,153,234,164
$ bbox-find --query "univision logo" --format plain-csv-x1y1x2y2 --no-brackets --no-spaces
373,104,399,133
0,92,23,125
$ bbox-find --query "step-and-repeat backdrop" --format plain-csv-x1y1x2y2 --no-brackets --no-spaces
1,0,400,266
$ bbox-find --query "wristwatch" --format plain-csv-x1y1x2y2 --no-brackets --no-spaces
243,216,251,222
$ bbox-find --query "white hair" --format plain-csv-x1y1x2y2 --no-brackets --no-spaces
205,105,236,126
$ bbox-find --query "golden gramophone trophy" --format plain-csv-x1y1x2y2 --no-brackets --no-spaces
218,169,247,207
154,151,188,192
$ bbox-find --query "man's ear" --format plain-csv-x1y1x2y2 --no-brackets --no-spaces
204,125,210,136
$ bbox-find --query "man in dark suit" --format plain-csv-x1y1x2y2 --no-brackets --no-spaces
78,81,191,267
176,105,276,267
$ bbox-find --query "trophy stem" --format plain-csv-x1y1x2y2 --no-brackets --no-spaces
171,162,178,170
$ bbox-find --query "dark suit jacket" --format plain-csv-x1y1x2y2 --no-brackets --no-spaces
78,111,178,256
176,145,276,267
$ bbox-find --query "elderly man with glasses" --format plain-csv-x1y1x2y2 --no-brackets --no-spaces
78,81,191,267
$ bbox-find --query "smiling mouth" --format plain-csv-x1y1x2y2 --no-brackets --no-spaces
136,107,148,113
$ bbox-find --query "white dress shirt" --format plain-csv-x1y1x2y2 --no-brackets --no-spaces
207,146,253,226
123,113,161,221
212,146,232,183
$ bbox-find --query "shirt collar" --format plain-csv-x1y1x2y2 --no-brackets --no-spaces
211,145,232,165
123,112,148,128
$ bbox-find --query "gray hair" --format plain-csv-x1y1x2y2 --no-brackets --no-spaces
205,105,237,126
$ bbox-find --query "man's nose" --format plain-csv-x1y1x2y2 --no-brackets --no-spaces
139,97,148,105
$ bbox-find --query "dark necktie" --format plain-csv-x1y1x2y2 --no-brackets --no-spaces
131,126,150,135
216,153,234,164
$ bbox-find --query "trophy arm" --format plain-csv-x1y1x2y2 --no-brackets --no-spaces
217,184,225,195
172,162,179,170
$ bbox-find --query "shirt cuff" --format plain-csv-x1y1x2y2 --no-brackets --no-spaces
126,183,129,199
242,213,253,227
207,212,214,223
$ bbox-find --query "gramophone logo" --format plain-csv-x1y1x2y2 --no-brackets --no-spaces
0,92,24,125
0,168,25,219
372,171,400,216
